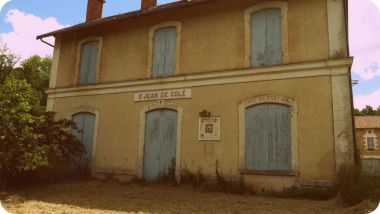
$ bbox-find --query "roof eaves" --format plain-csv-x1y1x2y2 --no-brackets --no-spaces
36,0,214,40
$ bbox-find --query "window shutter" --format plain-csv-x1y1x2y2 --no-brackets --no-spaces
265,8,282,66
72,113,96,161
152,27,176,78
251,10,267,67
246,104,269,170
79,41,99,85
72,114,85,143
251,9,282,67
163,27,176,77
246,104,291,171
152,29,166,78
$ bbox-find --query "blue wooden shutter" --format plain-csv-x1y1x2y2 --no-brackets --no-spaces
246,104,291,171
251,9,282,67
265,8,282,65
143,110,161,180
251,10,267,67
163,28,176,77
79,41,99,85
72,113,96,162
152,27,176,78
144,109,177,181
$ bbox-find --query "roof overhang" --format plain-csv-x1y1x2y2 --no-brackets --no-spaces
36,0,214,40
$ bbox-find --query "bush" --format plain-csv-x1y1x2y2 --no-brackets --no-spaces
0,76,85,187
337,166,380,206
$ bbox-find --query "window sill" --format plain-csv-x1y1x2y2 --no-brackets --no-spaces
241,170,297,177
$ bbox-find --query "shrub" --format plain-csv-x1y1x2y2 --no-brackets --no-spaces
0,76,85,187
180,166,205,187
337,166,380,206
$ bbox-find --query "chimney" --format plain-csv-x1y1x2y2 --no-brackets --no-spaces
86,0,104,22
141,0,157,10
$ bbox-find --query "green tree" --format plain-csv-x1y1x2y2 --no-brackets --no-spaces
353,108,363,116
361,105,376,116
355,106,380,116
0,75,84,185
16,55,52,106
0,45,19,85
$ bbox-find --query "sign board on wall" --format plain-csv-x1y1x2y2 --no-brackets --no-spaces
134,88,192,102
199,117,221,141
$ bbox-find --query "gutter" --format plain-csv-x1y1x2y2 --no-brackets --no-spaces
38,38,55,48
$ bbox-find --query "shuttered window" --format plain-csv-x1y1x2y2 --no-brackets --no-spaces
72,112,96,162
152,27,176,78
144,109,177,181
79,41,99,85
245,104,291,171
251,8,282,67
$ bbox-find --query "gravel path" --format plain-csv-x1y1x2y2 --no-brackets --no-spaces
1,180,377,214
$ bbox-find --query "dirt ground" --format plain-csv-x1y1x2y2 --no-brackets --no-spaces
0,180,378,214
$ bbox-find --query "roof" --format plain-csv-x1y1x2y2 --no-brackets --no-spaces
37,0,351,44
355,116,380,129
36,0,213,39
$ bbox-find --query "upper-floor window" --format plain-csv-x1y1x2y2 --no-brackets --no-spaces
364,129,378,151
79,41,99,85
148,21,181,78
244,2,289,68
251,8,282,67
152,27,177,78
75,37,102,86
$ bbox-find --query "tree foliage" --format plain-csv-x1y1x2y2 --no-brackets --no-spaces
0,45,19,85
354,106,380,116
0,76,85,184
16,55,52,106
0,45,84,186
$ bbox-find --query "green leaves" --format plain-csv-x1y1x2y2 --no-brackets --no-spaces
0,45,19,85
354,105,380,116
17,55,52,106
0,50,84,185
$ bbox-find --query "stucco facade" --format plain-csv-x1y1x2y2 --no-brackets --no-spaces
40,0,355,190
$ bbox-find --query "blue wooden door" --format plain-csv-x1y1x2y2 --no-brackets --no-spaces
72,113,96,166
79,41,99,85
143,109,177,181
251,8,282,67
152,27,177,78
245,104,291,171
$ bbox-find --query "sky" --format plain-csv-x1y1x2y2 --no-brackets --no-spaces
0,0,379,109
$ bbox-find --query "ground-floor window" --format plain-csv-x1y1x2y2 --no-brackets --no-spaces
245,103,292,171
143,109,177,181
72,112,96,165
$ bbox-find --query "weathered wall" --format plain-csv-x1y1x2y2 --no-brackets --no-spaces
55,0,329,88
355,129,380,157
51,75,336,185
